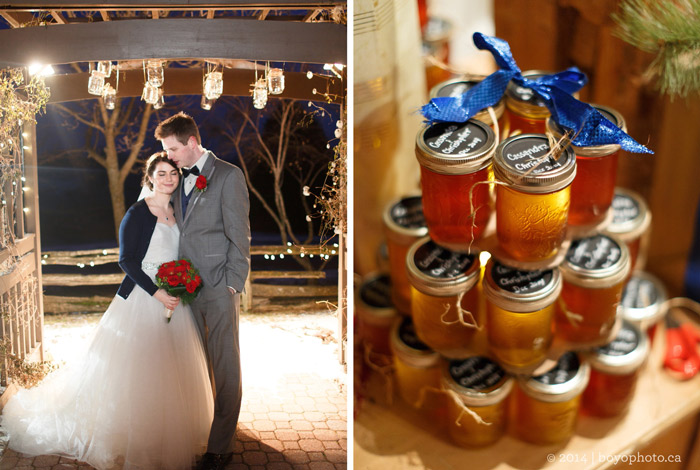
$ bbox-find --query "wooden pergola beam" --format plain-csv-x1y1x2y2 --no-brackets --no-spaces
0,1,343,10
0,18,346,68
50,10,67,24
0,10,35,27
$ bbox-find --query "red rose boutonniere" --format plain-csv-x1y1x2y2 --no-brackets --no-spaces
195,174,208,192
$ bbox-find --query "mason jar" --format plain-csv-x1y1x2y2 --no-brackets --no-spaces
416,120,496,252
356,273,397,355
493,134,576,262
422,17,453,92
505,70,554,135
604,187,651,271
406,237,481,357
618,271,667,343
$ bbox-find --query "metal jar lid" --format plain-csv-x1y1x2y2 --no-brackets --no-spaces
585,320,649,375
390,316,441,368
406,237,480,296
429,77,505,126
382,194,429,245
483,259,562,313
619,271,668,326
493,133,577,193
505,70,552,118
546,104,627,157
442,356,514,407
560,234,631,288
356,273,396,321
415,120,496,175
519,351,590,403
604,187,651,241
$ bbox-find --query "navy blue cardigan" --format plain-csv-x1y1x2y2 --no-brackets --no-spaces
116,199,160,299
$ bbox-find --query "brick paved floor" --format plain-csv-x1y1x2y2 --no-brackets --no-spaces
0,310,347,470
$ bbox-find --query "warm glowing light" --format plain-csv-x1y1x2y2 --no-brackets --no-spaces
28,63,54,76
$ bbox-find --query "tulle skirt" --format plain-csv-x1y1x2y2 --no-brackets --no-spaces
1,286,214,470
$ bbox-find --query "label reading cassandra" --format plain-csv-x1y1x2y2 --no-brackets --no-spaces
566,234,622,271
398,316,431,351
502,137,563,174
534,352,580,385
597,322,639,357
414,240,476,279
612,193,641,224
621,276,659,309
449,357,506,391
390,196,426,229
423,121,489,157
359,274,393,309
491,261,553,295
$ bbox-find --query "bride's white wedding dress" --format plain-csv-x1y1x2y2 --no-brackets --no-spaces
1,223,214,470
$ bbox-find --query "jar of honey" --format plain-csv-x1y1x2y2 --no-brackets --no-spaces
618,271,667,343
383,195,429,315
429,78,507,135
582,320,648,417
483,259,561,371
505,70,554,135
547,105,625,229
442,356,513,447
390,316,442,407
422,17,453,92
356,273,397,355
406,237,481,358
416,120,496,252
557,234,631,345
493,134,576,263
604,187,651,271
513,351,590,445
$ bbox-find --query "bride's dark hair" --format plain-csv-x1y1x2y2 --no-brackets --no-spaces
142,151,179,190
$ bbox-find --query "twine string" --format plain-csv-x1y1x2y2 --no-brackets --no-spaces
440,291,482,330
362,343,394,405
413,386,491,426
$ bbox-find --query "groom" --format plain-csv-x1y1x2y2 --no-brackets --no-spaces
156,112,251,470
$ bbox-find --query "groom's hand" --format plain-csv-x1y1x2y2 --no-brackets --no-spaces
228,287,236,294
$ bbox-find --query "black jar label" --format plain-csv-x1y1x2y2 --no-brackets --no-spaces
612,192,641,225
448,356,506,391
566,234,622,271
422,121,489,157
501,136,564,175
398,316,431,351
596,321,639,358
534,351,580,385
359,274,392,309
389,196,426,230
413,240,476,279
621,275,659,309
435,80,476,98
491,261,553,295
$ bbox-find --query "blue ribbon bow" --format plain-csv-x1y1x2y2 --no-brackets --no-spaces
420,33,652,154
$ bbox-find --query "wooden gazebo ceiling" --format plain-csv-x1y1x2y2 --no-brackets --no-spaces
0,1,346,103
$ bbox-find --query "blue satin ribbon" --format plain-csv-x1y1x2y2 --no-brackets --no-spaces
421,33,653,154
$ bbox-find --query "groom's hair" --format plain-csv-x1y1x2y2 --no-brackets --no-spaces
155,111,202,146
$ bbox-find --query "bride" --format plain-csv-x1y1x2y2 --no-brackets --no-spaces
1,152,214,469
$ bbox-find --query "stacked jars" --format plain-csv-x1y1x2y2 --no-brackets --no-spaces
429,78,507,134
605,187,652,271
504,71,553,135
356,273,398,355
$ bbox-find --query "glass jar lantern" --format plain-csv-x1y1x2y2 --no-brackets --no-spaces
429,78,507,135
356,273,397,356
204,71,224,100
253,78,268,109
88,71,105,96
493,134,577,263
102,83,117,110
268,68,285,95
146,60,164,87
604,187,651,271
415,120,496,252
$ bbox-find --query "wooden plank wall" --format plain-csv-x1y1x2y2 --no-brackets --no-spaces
494,0,700,296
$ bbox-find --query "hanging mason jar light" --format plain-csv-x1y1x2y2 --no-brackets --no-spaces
154,88,165,109
142,82,159,104
253,77,268,109
147,60,165,87
88,70,105,96
102,83,117,110
267,68,285,95
96,61,112,78
204,71,223,100
201,95,215,110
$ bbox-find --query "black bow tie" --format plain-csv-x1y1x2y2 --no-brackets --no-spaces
182,166,200,178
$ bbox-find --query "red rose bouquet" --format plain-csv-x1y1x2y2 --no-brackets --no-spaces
155,259,203,322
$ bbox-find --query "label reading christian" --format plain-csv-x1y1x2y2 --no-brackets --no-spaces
413,240,476,279
621,275,659,309
534,352,580,385
566,234,622,271
398,316,431,351
359,274,393,309
423,121,489,157
491,261,553,295
436,81,475,98
390,196,426,229
597,322,639,357
448,357,506,391
502,137,565,174
612,193,641,225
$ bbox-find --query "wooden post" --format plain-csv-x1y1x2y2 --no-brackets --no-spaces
337,229,347,365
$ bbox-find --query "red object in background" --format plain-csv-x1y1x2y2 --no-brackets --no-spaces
417,0,428,32
663,314,700,379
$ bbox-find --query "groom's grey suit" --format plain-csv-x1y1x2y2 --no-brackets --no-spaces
174,150,250,454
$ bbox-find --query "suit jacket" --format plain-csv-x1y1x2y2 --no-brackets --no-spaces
117,198,159,299
174,151,251,296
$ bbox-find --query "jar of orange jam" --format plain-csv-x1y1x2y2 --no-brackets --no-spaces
547,105,625,229
493,134,576,263
604,188,651,271
582,320,648,417
513,351,590,445
390,316,442,407
442,356,513,447
557,234,631,345
505,70,554,135
406,237,481,358
429,78,507,135
356,273,397,355
619,271,667,343
383,195,429,315
483,259,561,371
416,120,496,252
422,17,453,92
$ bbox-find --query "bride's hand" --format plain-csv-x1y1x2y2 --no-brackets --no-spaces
154,289,180,310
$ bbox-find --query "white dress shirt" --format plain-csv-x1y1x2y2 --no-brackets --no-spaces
183,151,210,196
